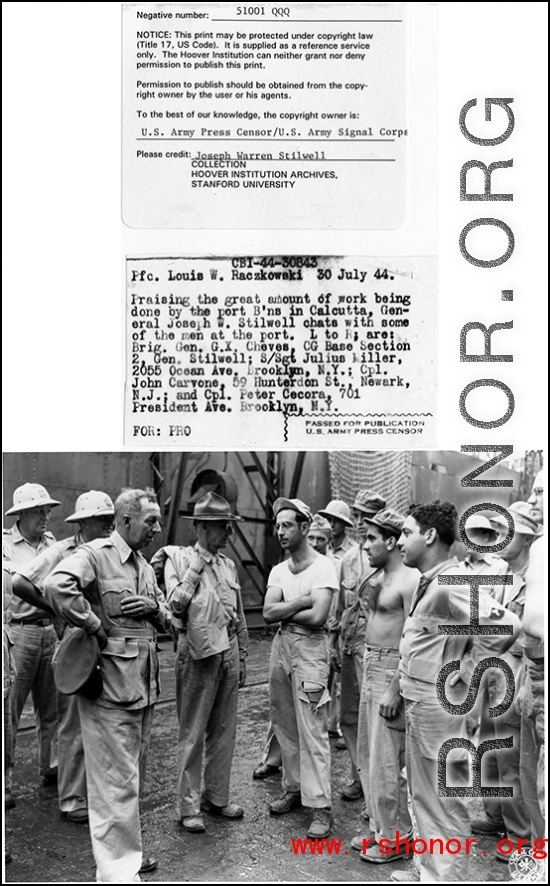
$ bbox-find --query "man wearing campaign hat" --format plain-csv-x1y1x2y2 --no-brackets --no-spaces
351,509,419,864
45,487,171,883
13,491,115,825
472,500,538,860
330,489,386,802
318,499,358,561
263,498,339,839
151,492,248,835
3,483,60,805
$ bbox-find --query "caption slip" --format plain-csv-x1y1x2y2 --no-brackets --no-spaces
122,2,407,228
125,255,437,448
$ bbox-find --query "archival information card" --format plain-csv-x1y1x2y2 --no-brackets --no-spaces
122,2,407,228
125,255,436,447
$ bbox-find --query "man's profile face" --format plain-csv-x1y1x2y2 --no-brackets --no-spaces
365,524,389,568
307,529,329,555
398,516,426,568
124,500,162,551
499,530,527,562
275,509,306,553
18,505,52,540
80,514,114,541
203,520,232,554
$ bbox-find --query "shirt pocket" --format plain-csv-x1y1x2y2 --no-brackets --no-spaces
341,578,358,609
224,579,240,624
98,578,133,619
100,638,142,705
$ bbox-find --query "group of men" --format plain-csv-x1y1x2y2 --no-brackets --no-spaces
254,478,545,882
2,469,545,883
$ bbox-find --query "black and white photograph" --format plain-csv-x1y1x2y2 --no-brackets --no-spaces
2,449,545,882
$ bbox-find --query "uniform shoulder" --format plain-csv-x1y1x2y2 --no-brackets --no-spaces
150,544,181,563
51,536,78,553
84,537,114,551
341,544,360,565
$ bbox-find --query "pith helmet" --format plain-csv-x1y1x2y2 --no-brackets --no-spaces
318,500,354,527
5,484,60,516
65,491,115,523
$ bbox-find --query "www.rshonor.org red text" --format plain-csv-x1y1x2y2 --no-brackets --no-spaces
290,832,548,859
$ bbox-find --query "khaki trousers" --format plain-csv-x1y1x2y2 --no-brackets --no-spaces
57,691,87,813
405,698,470,882
270,629,332,807
175,633,239,817
7,623,58,789
520,655,545,841
339,642,364,782
358,647,411,840
78,696,153,883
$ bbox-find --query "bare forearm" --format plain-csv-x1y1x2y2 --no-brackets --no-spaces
12,575,55,616
263,596,310,624
289,588,332,628
291,608,328,628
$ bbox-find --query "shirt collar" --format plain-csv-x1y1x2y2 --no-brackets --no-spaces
331,534,351,554
464,552,494,568
196,541,214,563
422,556,460,584
111,530,135,564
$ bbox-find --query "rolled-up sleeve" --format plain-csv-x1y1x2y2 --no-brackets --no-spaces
44,548,102,635
164,550,201,617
